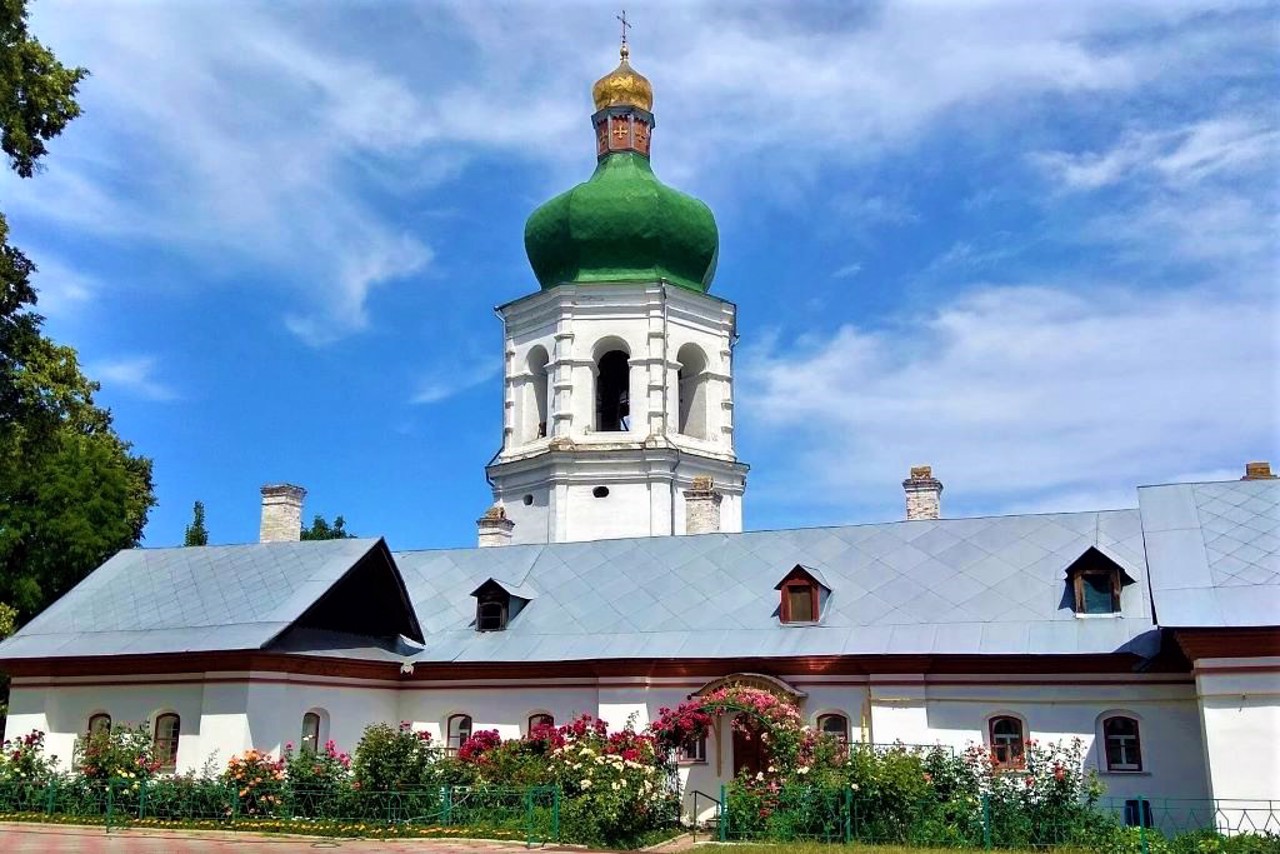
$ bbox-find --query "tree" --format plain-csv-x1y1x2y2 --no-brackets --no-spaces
0,0,154,625
300,515,355,541
183,501,208,547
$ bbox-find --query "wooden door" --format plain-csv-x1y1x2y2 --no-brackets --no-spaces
732,720,767,778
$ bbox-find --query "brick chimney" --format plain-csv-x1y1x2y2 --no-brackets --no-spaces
1242,461,1276,480
903,466,943,521
476,503,514,547
684,476,723,534
260,484,305,543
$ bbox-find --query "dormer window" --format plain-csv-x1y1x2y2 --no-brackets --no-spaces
774,565,830,624
470,578,534,633
1064,547,1133,616
476,595,508,631
783,583,816,622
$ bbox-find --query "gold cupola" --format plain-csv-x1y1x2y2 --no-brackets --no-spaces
592,44,653,112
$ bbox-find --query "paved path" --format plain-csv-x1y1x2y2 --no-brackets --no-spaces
0,823,562,853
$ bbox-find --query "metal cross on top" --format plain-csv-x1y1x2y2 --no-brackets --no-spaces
616,9,632,53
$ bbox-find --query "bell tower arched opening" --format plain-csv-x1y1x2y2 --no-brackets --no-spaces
676,343,709,439
527,345,549,440
595,348,631,432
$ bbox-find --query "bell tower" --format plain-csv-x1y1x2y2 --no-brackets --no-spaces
478,40,748,545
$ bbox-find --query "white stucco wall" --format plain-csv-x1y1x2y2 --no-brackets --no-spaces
6,669,1226,809
1193,660,1280,801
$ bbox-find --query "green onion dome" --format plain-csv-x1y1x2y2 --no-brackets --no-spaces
524,152,719,293
523,48,719,293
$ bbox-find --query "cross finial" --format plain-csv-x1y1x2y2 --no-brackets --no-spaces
616,9,632,59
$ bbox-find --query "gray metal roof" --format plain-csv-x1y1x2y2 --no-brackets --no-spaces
1138,479,1280,628
395,509,1160,663
7,478,1273,666
0,538,386,659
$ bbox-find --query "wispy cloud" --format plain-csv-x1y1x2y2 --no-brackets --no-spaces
740,282,1276,518
832,262,863,279
411,354,501,405
8,4,439,346
1034,117,1279,192
4,2,1272,344
29,253,98,318
90,356,178,401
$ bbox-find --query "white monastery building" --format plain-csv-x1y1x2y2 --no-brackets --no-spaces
2,44,1278,816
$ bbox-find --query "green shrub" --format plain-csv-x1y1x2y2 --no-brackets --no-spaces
350,722,437,791
0,730,58,785
72,723,158,784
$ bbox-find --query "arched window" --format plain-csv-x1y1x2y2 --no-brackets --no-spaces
447,714,472,752
528,713,554,733
1103,715,1142,772
153,713,181,772
595,349,630,432
676,343,709,439
87,713,111,736
989,716,1025,769
301,711,322,755
527,346,550,440
817,713,850,746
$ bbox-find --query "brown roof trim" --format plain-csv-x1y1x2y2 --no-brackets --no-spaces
1173,627,1280,661
2,649,1174,681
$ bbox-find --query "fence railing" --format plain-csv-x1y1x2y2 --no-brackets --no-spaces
714,785,1280,849
0,779,560,847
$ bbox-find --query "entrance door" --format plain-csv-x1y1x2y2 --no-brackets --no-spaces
732,719,767,778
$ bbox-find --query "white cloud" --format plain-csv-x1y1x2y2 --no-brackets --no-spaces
832,262,863,279
29,254,98,318
739,282,1277,517
1034,113,1279,273
411,354,501,405
7,3,439,345
89,356,178,401
1034,116,1279,192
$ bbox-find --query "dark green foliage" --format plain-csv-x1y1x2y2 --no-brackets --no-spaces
299,514,354,541
350,722,438,791
0,0,155,628
0,0,88,179
183,501,208,547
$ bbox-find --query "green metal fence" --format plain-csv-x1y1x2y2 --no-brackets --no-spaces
0,779,560,847
714,784,1280,849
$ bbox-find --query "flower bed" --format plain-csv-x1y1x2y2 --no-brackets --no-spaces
2,708,1277,853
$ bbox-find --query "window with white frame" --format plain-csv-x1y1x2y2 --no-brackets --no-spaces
677,734,707,764
1103,715,1142,772
989,716,1025,769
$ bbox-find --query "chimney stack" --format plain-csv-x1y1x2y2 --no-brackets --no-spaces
903,466,943,521
684,476,723,534
1242,461,1276,480
477,503,514,547
259,484,306,543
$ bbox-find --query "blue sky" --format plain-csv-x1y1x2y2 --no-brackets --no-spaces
4,0,1277,549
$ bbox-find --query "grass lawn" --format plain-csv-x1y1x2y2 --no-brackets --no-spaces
692,844,1063,854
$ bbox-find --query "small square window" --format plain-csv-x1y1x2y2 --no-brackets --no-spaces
677,735,707,764
1080,572,1116,614
1065,548,1128,615
1124,799,1153,828
786,586,815,622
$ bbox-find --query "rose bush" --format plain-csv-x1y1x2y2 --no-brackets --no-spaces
223,749,285,817
72,722,160,783
0,730,58,785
